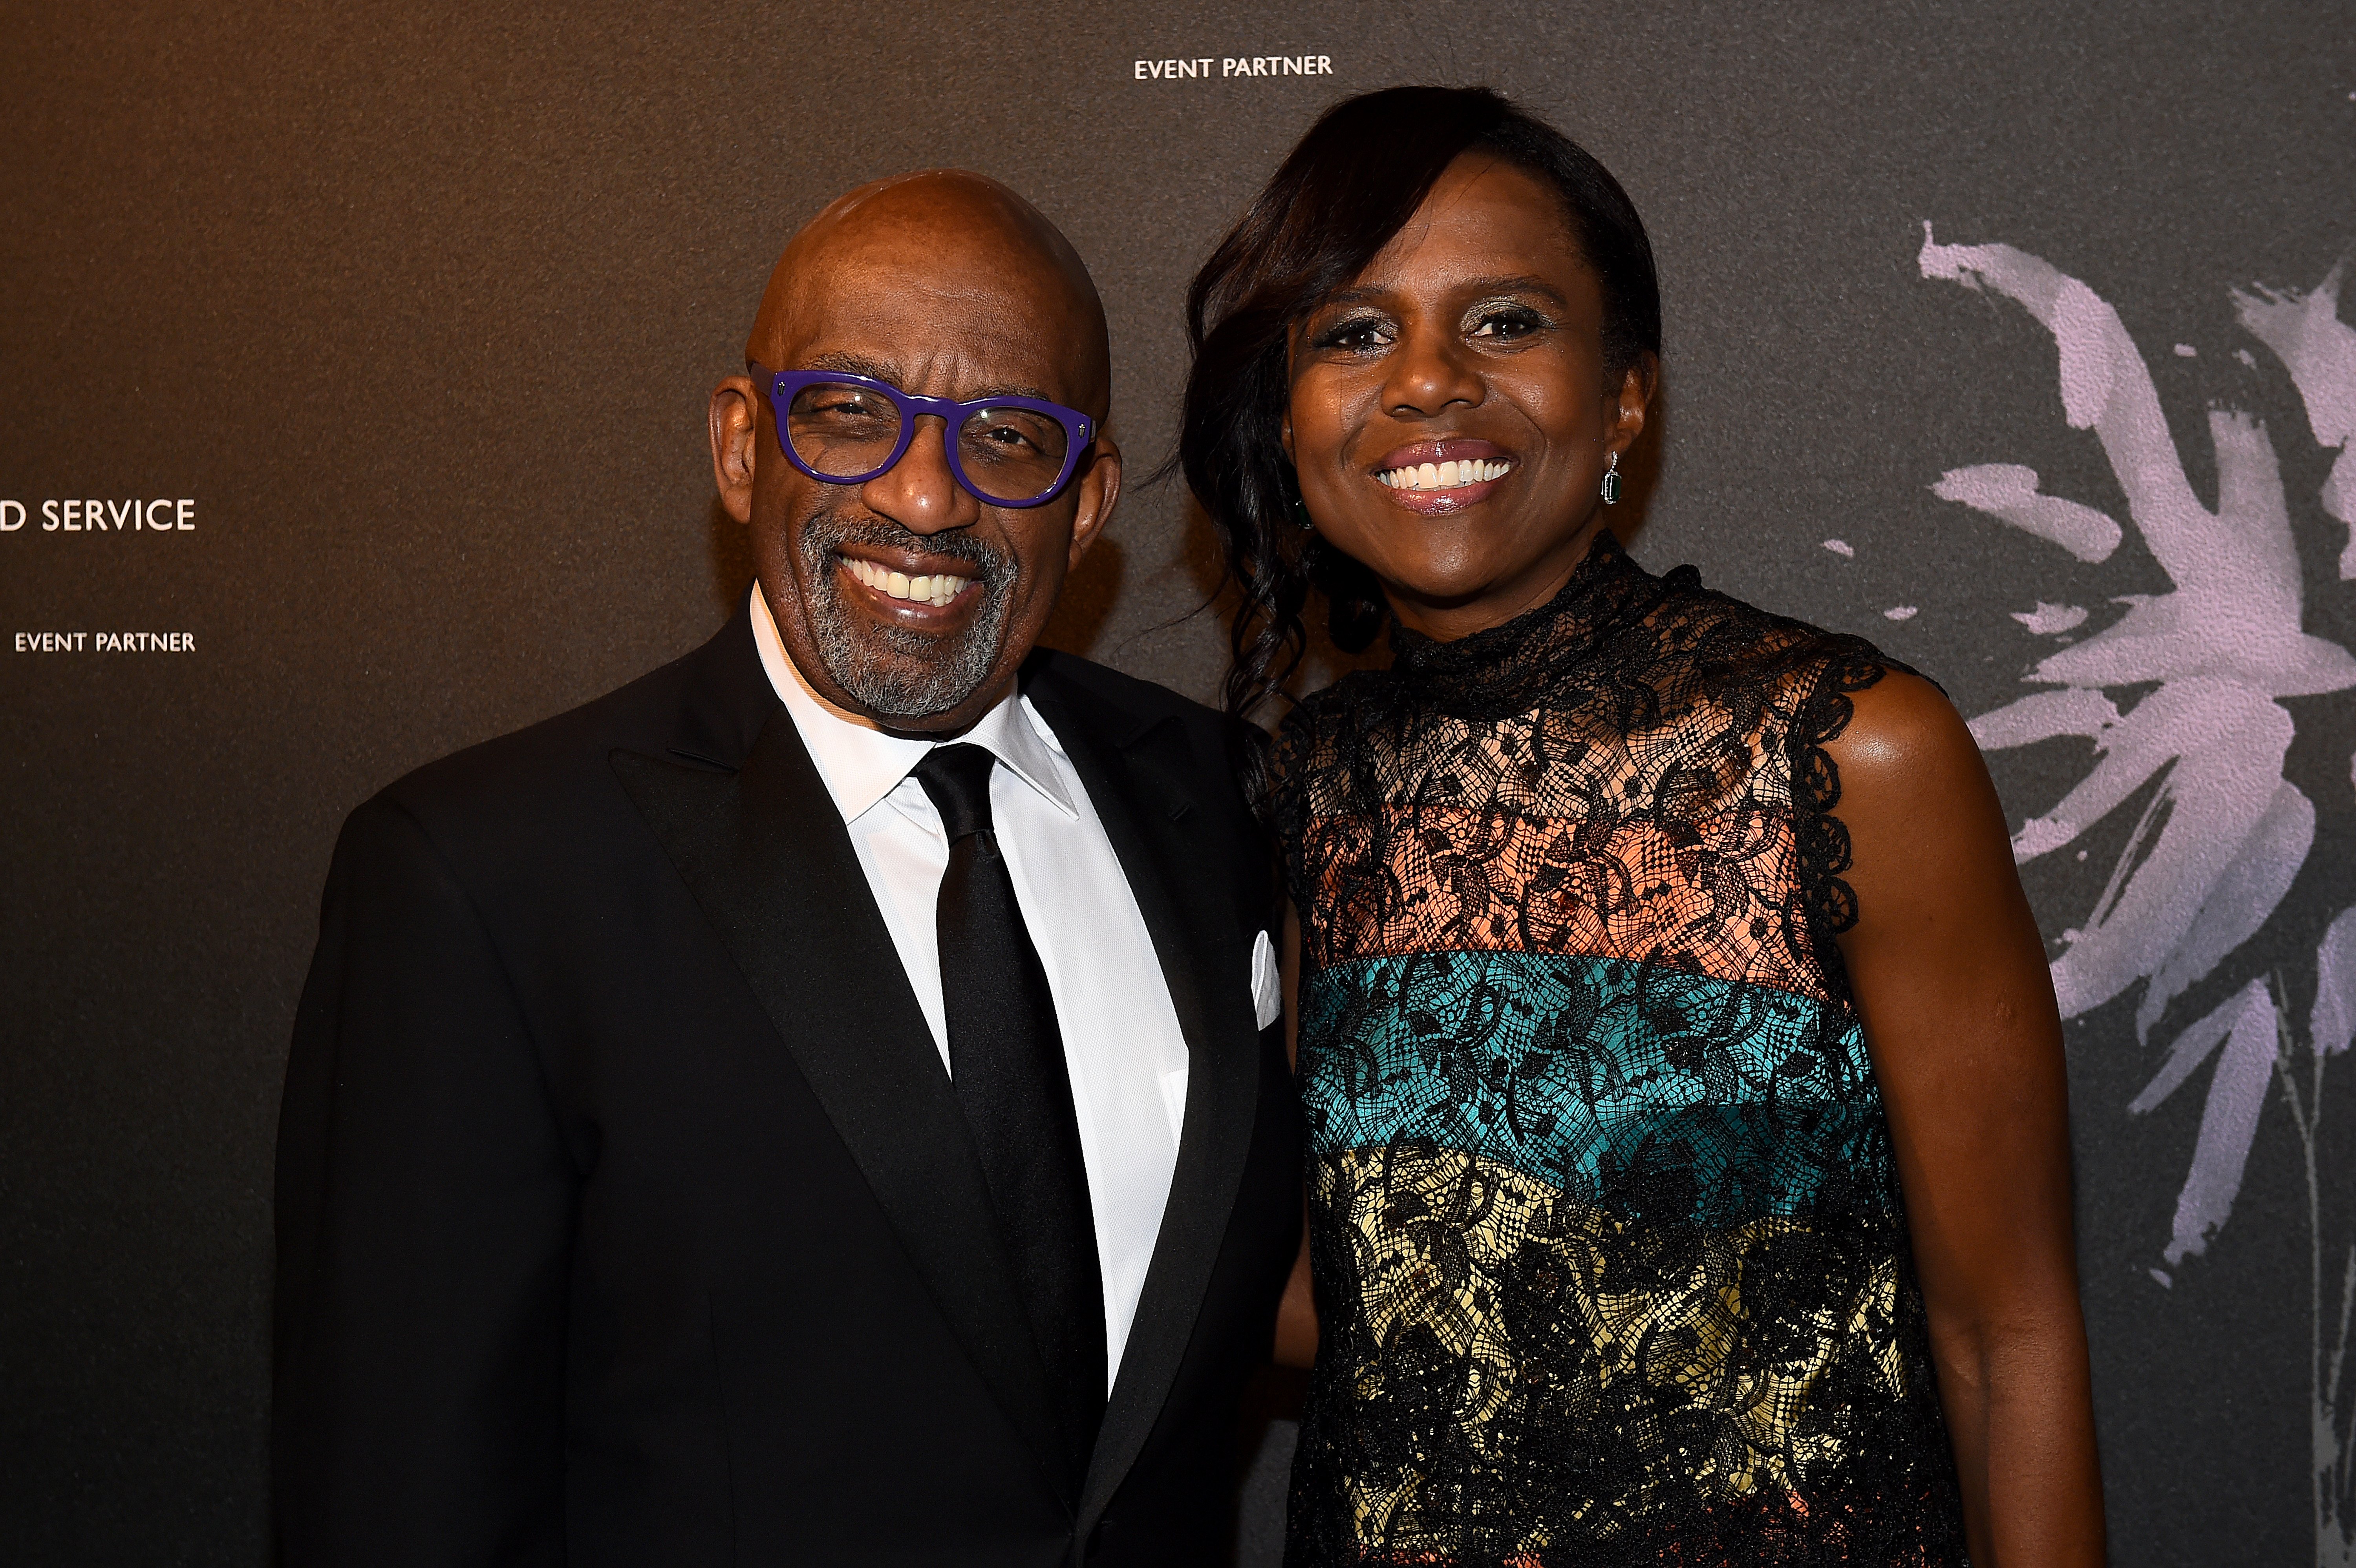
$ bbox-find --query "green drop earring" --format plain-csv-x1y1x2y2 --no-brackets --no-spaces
1600,450,1621,506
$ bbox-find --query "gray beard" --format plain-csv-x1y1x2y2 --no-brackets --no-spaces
792,508,1017,719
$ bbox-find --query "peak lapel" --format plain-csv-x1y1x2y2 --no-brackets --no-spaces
610,702,1075,1505
1026,679,1266,1534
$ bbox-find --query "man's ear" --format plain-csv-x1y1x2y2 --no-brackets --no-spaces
710,377,760,524
1066,437,1122,570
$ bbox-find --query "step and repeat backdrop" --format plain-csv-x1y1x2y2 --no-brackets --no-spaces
5,2,2352,1562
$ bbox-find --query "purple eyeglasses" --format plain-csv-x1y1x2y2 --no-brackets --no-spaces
754,365,1097,508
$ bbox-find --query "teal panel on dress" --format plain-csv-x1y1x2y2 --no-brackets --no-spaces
1300,950,1898,1223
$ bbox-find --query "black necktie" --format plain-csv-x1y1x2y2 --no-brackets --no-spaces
913,744,1106,1479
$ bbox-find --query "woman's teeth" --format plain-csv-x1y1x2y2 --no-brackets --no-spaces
845,556,970,607
1377,458,1512,491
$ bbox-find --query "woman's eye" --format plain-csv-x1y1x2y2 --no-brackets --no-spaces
1469,308,1546,341
1313,317,1390,352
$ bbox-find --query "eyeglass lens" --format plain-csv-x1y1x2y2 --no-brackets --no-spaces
783,381,1070,503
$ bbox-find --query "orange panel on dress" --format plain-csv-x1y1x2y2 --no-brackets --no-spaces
1298,804,1837,1003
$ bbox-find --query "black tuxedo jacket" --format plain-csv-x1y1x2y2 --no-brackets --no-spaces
273,604,1300,1567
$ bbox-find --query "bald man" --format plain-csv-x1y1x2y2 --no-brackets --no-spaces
273,173,1300,1567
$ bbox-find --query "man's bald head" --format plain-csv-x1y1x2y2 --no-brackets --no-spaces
710,170,1123,735
746,170,1110,419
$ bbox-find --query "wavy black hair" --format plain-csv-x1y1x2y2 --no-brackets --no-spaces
1177,85,1662,723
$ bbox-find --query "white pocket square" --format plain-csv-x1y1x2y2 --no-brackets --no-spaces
1249,928,1282,1032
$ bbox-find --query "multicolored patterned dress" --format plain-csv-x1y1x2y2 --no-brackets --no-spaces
1274,532,1967,1566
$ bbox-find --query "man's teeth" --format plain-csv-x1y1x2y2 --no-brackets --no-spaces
845,556,971,607
1377,457,1513,491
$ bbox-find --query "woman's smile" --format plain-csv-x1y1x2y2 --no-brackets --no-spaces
1369,437,1516,513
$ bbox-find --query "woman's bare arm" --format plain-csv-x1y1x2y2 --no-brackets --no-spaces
1827,671,2105,1567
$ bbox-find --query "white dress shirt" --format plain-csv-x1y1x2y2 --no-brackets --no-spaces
751,585,1190,1391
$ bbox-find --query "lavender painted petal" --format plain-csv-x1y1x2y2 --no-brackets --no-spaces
2312,905,2356,1058
2132,979,2251,1114
1970,688,2121,753
2136,781,2314,1041
2042,683,2292,1016
2010,679,2283,862
2138,980,2281,1266
2031,413,2356,697
1933,464,2123,562
2233,260,2356,450
2166,1038,2276,1264
1919,227,2211,564
2211,407,2308,622
2009,743,2153,862
2012,602,2091,635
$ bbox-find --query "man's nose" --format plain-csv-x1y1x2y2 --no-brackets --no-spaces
859,416,981,535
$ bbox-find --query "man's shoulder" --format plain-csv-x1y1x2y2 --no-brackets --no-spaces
384,661,675,802
366,614,760,849
1022,646,1231,748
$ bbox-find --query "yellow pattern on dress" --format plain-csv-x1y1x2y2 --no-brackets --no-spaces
1321,1145,1913,1553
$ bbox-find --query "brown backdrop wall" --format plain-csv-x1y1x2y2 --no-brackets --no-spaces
5,3,2354,1562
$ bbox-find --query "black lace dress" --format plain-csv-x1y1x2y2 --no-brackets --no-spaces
1274,532,1967,1566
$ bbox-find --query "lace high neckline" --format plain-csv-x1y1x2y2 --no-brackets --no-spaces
1385,528,1664,717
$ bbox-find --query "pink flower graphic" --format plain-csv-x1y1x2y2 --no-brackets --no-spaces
1920,231,2356,1563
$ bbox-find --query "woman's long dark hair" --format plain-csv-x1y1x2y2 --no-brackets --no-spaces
1178,85,1663,723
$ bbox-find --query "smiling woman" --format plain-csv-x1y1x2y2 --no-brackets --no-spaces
1180,86,2105,1568
1178,88,1658,708
1278,150,1646,646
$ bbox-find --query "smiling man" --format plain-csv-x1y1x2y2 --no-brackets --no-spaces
274,172,1300,1567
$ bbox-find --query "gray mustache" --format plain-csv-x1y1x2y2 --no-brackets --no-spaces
805,511,1013,582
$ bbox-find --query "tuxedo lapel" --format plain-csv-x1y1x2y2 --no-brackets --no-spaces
1025,675,1265,1533
609,646,1074,1504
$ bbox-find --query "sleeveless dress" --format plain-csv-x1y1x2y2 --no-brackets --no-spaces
1273,532,1968,1566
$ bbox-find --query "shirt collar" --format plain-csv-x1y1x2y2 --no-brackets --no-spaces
749,583,1076,827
